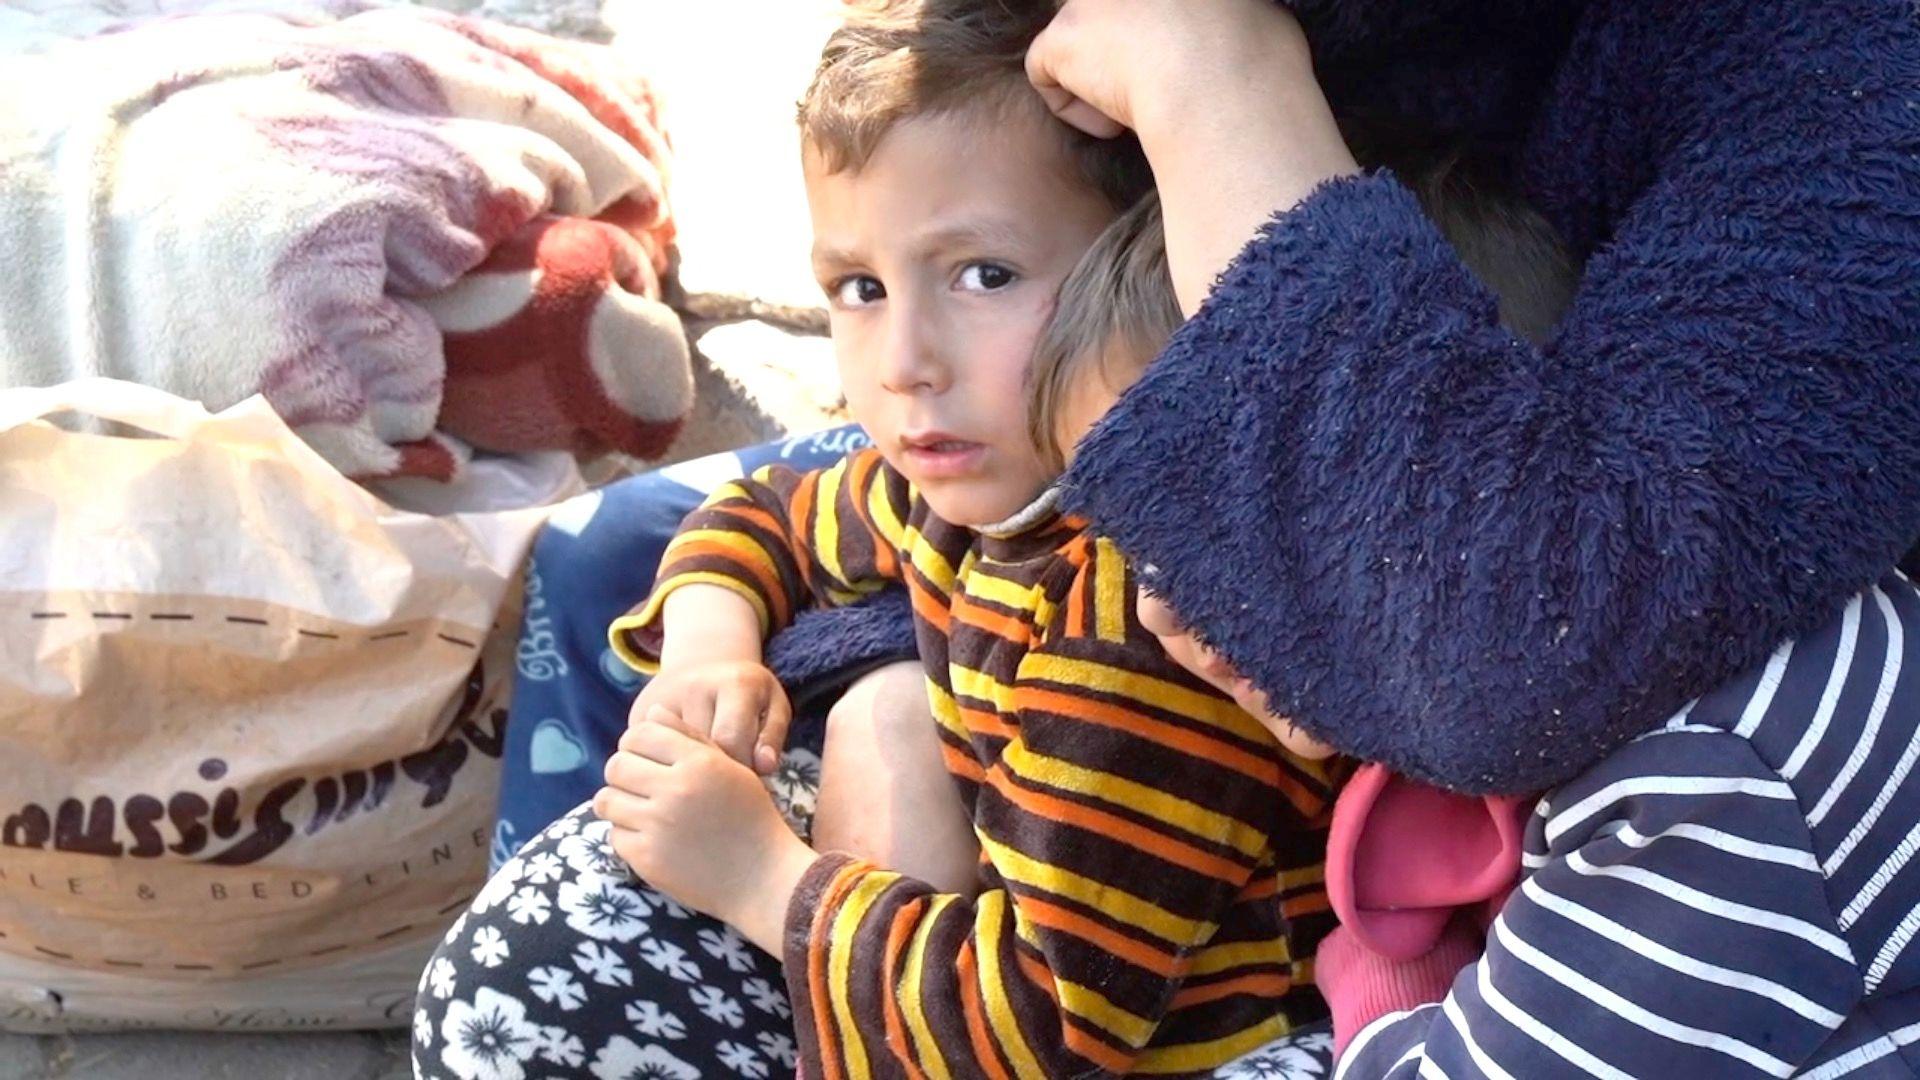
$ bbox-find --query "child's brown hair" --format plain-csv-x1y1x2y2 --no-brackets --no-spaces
1025,192,1180,472
797,0,1152,212
1028,133,1580,470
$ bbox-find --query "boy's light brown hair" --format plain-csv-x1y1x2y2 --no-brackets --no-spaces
1027,131,1581,470
797,0,1152,211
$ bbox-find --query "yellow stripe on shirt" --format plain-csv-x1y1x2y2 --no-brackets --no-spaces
950,663,1020,714
1131,1011,1299,1075
1185,938,1294,977
810,459,852,596
1019,653,1262,737
1000,742,1269,861
978,832,1214,948
1092,539,1129,644
900,894,958,1080
975,892,1047,1077
827,871,896,1080
964,567,1046,615
1050,975,1157,1049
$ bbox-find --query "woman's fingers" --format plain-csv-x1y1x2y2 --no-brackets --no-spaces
1025,6,1130,138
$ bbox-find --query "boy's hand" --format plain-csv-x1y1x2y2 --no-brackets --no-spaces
596,707,817,953
631,659,792,774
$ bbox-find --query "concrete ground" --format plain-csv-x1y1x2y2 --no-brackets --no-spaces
0,1031,412,1080
1,1,842,1076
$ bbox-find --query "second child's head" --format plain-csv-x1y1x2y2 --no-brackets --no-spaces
1031,139,1579,758
798,0,1152,527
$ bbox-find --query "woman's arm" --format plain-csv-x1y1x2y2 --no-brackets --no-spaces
1047,0,1920,792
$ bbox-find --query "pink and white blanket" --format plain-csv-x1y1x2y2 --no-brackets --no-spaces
0,5,690,479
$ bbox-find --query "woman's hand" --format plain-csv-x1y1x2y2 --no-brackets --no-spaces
1026,0,1313,144
1028,0,1358,313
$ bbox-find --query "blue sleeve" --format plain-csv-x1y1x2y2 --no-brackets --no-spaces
1335,730,1858,1078
1061,0,1920,793
764,587,918,712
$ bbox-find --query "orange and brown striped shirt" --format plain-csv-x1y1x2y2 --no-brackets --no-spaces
611,448,1338,1078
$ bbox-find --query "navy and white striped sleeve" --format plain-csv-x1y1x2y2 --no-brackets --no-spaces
1336,729,1860,1078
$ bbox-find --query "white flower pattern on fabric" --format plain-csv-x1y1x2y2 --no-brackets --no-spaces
639,939,701,983
429,956,460,1000
416,768,859,1080
507,886,554,926
575,940,636,988
528,965,588,1011
587,1036,700,1080
539,1026,588,1068
559,827,632,882
471,925,511,969
753,1032,796,1069
1214,1030,1334,1079
625,1001,688,1041
740,978,789,1019
544,809,585,840
716,1040,767,1078
558,877,653,942
438,987,540,1080
696,927,756,974
688,986,745,1029
471,859,525,916
522,850,567,885
767,749,820,835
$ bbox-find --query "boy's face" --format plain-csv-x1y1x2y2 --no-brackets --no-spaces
1136,587,1338,762
804,108,1117,525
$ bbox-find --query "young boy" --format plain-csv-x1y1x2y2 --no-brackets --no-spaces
590,2,1340,1077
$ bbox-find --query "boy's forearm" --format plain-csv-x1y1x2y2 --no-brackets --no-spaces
658,584,765,668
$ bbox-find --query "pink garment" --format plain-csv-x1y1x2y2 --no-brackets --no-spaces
1317,763,1533,1055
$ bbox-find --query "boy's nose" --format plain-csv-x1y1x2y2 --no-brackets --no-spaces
877,308,951,394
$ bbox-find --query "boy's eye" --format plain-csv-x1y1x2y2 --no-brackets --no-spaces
831,276,885,308
956,263,1017,292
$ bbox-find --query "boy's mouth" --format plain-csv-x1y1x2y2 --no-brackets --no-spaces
901,432,987,478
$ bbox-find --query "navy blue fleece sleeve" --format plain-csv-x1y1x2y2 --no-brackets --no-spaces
1063,0,1920,793
764,587,918,712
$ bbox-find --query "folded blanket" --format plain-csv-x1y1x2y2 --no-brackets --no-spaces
0,6,690,479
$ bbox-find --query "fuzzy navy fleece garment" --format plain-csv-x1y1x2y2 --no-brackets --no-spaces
764,588,919,711
1063,0,1920,794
